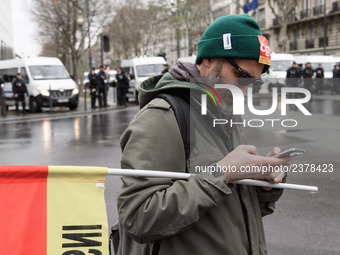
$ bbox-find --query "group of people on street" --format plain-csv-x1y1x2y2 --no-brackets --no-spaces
286,61,340,95
88,65,131,108
88,65,108,109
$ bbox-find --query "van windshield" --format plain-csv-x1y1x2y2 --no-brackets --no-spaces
29,65,71,80
136,64,164,77
271,60,293,71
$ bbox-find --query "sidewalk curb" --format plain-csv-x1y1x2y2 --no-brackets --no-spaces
0,104,136,124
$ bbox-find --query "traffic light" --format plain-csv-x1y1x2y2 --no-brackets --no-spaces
103,35,110,52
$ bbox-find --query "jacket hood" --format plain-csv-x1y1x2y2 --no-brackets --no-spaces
138,62,202,108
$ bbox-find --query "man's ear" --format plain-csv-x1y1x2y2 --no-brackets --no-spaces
198,58,212,78
202,58,212,68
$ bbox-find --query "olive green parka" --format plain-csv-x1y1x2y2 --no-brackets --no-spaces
117,72,284,255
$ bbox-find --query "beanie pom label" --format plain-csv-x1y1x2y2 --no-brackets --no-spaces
258,35,271,66
223,33,232,50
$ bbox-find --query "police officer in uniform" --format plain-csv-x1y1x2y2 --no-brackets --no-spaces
302,62,314,93
97,65,107,107
115,67,130,106
286,61,302,98
314,63,324,94
12,73,28,115
88,67,98,109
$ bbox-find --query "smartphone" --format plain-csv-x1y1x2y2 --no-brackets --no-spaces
272,148,306,158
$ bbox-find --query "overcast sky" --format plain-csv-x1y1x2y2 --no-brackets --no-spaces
11,0,41,57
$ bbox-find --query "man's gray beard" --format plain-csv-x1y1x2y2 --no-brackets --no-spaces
204,59,242,131
205,59,233,114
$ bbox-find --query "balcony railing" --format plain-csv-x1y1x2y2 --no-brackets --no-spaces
319,37,328,47
288,12,298,23
273,18,279,26
290,41,298,51
313,5,325,15
332,1,340,12
305,39,314,48
300,9,311,19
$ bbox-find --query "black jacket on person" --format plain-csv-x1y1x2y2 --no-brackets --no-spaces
12,78,28,99
88,72,98,90
302,67,314,78
286,66,301,87
97,71,107,89
116,71,129,88
315,67,324,78
286,67,301,79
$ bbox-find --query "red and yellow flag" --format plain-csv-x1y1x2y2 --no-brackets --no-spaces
0,165,109,255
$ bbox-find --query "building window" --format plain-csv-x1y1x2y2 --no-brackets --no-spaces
289,6,299,22
301,0,311,18
313,0,325,15
319,23,328,47
258,8,266,28
305,27,314,48
290,30,298,50
331,1,340,12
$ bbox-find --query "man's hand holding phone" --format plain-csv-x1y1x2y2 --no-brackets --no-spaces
217,145,294,185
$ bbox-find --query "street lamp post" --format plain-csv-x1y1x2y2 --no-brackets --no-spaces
77,16,87,111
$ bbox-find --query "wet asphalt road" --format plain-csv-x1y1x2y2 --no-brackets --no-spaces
0,93,339,255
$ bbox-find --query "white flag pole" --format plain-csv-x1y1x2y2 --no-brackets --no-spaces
107,168,318,192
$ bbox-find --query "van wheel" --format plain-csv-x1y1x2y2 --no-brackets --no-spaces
69,103,78,110
69,96,78,110
29,97,41,113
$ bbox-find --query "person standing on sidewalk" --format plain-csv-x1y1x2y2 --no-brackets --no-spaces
286,61,302,98
97,65,107,107
331,65,339,95
88,67,98,109
315,63,324,95
12,73,28,115
302,62,314,93
115,67,129,106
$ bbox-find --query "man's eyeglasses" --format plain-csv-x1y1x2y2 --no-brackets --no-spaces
225,58,264,88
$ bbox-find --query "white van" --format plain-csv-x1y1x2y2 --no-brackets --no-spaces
177,55,196,64
0,57,79,112
261,53,295,93
121,57,166,102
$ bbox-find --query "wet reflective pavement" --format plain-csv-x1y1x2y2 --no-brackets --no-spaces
0,94,339,254
0,106,138,166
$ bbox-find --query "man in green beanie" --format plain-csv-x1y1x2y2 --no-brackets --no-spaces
117,14,290,254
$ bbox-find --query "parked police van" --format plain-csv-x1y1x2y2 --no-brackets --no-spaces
0,57,79,112
121,57,166,102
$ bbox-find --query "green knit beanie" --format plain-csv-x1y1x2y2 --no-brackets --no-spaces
196,14,271,73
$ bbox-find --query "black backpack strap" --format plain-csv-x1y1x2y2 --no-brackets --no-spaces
155,93,192,161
